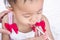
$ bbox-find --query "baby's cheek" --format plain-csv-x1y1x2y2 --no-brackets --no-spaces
19,18,30,25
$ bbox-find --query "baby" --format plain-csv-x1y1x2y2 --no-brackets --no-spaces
2,0,54,40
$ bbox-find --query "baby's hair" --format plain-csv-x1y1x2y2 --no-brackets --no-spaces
4,0,36,5
4,0,16,7
24,0,33,3
8,0,16,3
4,0,37,8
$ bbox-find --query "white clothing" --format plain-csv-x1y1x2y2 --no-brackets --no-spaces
10,30,35,40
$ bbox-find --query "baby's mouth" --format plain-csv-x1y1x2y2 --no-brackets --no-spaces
27,23,35,28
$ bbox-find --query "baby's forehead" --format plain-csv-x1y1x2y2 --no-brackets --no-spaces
17,0,43,12
20,8,42,14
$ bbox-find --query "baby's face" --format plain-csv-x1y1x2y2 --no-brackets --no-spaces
13,0,43,26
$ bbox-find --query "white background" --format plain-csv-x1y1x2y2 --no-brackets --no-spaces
0,0,60,40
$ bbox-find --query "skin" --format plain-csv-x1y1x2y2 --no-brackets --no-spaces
2,0,54,40
0,10,11,35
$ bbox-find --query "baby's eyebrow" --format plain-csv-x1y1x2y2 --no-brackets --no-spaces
37,8,42,12
22,13,32,15
23,0,35,3
22,8,42,15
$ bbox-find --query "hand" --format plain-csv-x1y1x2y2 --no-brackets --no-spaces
0,8,12,23
0,8,12,34
26,35,46,40
26,29,47,40
0,28,10,35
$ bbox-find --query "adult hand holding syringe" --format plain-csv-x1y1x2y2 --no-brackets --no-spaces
32,20,51,40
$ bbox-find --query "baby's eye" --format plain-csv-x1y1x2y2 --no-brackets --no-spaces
23,15,30,18
37,12,41,14
37,11,41,14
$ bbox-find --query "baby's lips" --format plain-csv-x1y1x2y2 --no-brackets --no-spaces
28,23,34,27
28,23,36,32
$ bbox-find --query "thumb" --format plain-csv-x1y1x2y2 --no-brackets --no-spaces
0,29,10,35
0,7,12,19
0,10,10,19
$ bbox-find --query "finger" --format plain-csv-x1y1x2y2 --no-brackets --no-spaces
0,7,12,19
0,10,10,19
0,10,10,23
35,28,39,37
44,32,50,40
0,29,10,35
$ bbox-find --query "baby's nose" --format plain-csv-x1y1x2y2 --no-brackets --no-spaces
29,17,37,25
